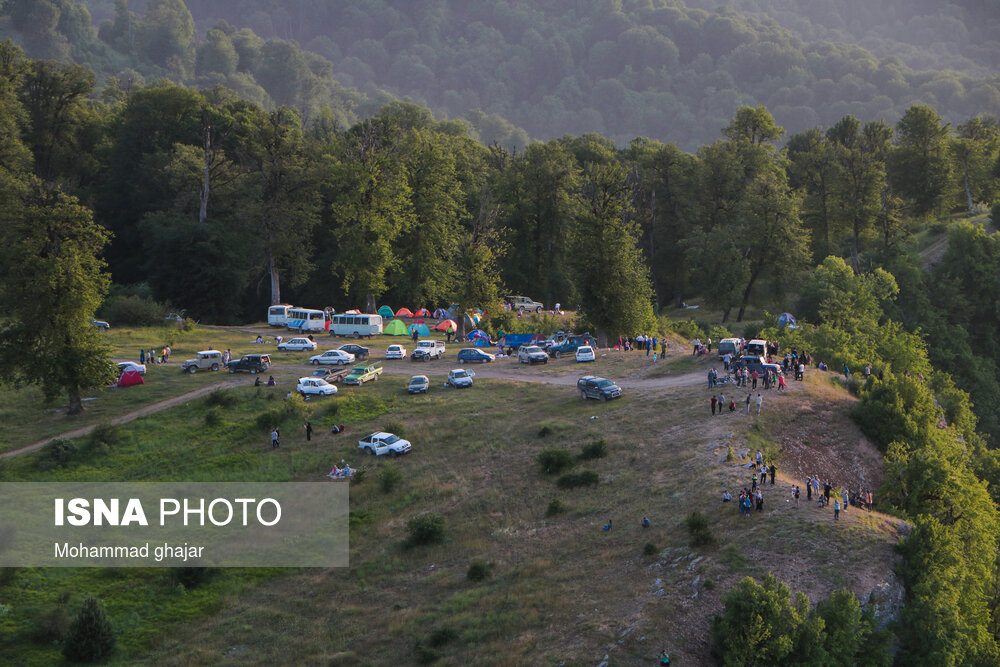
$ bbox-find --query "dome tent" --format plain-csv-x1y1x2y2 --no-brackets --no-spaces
384,319,410,335
434,319,457,332
777,313,798,329
378,305,394,318
409,323,431,337
414,308,431,317
395,307,414,318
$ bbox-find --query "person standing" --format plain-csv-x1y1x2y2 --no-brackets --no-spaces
834,499,841,520
778,374,787,391
769,462,776,484
806,478,813,501
446,325,454,343
140,349,145,364
824,481,831,502
711,395,717,415
304,421,313,442
717,393,725,415
745,393,752,414
751,370,758,389
794,486,800,506
843,363,850,380
271,428,280,449
755,393,762,415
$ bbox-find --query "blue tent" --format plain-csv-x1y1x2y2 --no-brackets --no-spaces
466,329,488,341
409,323,431,337
378,305,394,318
474,338,493,348
777,312,798,329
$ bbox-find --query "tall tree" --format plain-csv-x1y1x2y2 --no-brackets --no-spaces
0,179,115,414
786,128,838,262
890,104,953,218
951,116,1000,214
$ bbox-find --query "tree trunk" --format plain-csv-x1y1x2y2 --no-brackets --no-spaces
722,308,730,324
596,326,608,349
736,270,760,322
67,389,84,415
851,224,860,273
199,121,212,223
365,294,376,314
963,157,974,214
269,254,281,305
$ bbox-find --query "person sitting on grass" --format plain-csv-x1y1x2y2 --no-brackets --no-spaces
331,423,345,434
267,375,276,386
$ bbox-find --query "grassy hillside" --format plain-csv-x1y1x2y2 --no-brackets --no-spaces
0,325,903,664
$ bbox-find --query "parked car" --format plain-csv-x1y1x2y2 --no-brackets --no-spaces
385,344,407,359
116,362,145,375
277,337,317,351
577,376,622,402
504,295,544,313
447,368,475,388
457,348,494,364
343,363,384,385
408,375,430,394
309,349,355,366
337,343,370,360
358,432,412,457
734,355,782,376
575,346,596,362
311,367,351,384
182,350,224,374
411,340,445,361
227,354,270,374
548,334,597,358
89,318,110,330
518,345,549,364
296,377,338,396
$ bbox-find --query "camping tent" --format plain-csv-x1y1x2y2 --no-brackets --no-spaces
384,319,409,335
395,307,414,318
409,323,431,337
466,329,488,341
117,369,144,387
474,338,493,348
412,318,426,324
378,305,394,318
414,308,430,317
777,313,798,329
434,319,457,332
345,309,361,314
433,308,450,319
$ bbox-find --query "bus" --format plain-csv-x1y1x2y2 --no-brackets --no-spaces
328,313,383,338
267,304,295,327
286,308,330,333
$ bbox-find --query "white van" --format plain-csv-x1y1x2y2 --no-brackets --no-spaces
286,308,329,333
746,339,768,358
329,313,383,338
267,304,294,327
717,337,742,358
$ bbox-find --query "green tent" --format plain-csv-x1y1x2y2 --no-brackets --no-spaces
378,305,394,318
384,319,409,336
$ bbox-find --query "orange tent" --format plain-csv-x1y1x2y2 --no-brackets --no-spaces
413,308,431,317
395,307,414,318
434,319,457,332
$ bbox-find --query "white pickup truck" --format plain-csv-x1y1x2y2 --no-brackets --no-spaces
358,432,412,457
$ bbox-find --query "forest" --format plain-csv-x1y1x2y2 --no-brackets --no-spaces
3,2,1000,663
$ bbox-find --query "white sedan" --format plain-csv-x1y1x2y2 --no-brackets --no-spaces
309,349,355,366
278,337,317,351
117,362,146,375
385,345,407,359
296,377,337,396
575,345,596,362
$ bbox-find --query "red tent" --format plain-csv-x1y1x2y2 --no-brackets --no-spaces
395,307,414,318
117,369,144,387
412,318,426,324
413,308,431,317
434,319,457,332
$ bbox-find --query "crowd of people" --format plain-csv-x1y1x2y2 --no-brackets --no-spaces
138,346,171,365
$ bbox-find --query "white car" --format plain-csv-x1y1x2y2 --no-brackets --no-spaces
385,344,407,359
309,349,355,366
117,362,146,375
575,345,596,362
358,432,412,457
278,337,317,351
408,375,430,394
89,318,110,330
447,368,475,388
296,377,338,396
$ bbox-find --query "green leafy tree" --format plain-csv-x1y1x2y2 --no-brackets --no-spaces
63,596,115,661
137,0,195,77
890,104,953,218
786,128,839,262
951,116,1000,214
0,41,32,174
0,180,116,414
710,574,808,666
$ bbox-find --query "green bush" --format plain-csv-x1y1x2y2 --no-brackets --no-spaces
556,470,599,489
171,567,216,589
63,596,115,662
684,511,715,548
537,448,574,474
405,513,446,547
89,422,125,449
670,319,705,340
413,641,440,664
37,439,77,469
31,605,70,643
726,446,735,461
466,560,491,581
579,439,608,460
205,388,239,407
378,463,403,494
204,409,222,428
383,420,406,438
545,498,565,517
536,424,553,438
643,542,658,556
97,294,165,326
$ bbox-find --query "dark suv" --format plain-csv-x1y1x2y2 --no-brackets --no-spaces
549,334,597,358
336,344,370,360
577,376,622,402
227,354,271,374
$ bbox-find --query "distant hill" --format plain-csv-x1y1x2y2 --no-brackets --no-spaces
171,0,1000,149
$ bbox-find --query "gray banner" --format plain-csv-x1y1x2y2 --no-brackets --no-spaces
0,483,348,567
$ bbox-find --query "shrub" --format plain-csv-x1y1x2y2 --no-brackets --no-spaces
405,513,446,547
97,294,165,326
63,596,115,661
537,425,553,438
670,319,705,340
556,470,599,489
378,463,403,494
31,605,70,643
685,511,715,548
413,641,440,664
579,439,608,460
383,420,406,438
709,324,732,341
89,422,125,449
466,560,491,581
204,410,221,428
205,388,239,407
37,439,77,469
427,626,459,647
172,567,216,589
726,446,735,461
643,542,658,556
537,448,574,474
545,498,565,517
